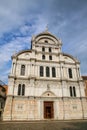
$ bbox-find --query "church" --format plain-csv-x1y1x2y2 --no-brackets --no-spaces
3,30,87,120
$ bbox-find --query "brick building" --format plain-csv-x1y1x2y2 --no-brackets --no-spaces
0,80,8,120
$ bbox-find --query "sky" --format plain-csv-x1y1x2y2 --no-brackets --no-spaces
0,0,87,84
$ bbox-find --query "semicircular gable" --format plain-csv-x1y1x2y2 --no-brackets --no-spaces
12,50,32,59
36,36,57,45
34,31,62,45
63,53,80,63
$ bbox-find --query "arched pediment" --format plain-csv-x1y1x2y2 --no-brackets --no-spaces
12,50,32,59
32,30,62,46
36,36,56,45
63,53,80,64
41,91,56,97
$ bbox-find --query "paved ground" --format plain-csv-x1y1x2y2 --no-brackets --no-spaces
0,120,87,130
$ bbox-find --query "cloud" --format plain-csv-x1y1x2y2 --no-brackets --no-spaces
0,35,31,83
0,0,87,83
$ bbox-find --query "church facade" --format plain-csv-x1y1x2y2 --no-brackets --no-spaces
3,30,87,120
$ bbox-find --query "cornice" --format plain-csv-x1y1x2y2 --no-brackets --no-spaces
7,95,87,100
35,50,60,56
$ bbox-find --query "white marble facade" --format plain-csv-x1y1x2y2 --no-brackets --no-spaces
3,30,87,120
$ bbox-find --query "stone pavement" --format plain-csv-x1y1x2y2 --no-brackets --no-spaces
0,120,87,130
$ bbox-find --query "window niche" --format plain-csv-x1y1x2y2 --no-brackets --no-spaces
21,65,25,76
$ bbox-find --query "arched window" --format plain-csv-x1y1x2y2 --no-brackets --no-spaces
73,86,76,97
21,65,25,75
18,84,21,95
69,86,76,97
18,84,25,96
49,47,51,52
22,84,25,96
46,67,50,77
42,55,45,60
68,68,72,78
42,47,45,52
49,55,52,60
40,66,44,77
70,86,73,97
52,67,56,77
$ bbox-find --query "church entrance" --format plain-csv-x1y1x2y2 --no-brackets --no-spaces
44,101,54,119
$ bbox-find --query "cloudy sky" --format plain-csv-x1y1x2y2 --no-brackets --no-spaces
0,0,87,84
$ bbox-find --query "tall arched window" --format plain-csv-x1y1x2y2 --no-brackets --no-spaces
73,86,76,97
42,47,45,52
49,55,52,60
52,67,56,77
46,67,50,77
40,66,44,77
70,86,73,97
69,86,76,97
42,55,45,60
21,65,25,75
49,47,52,52
18,84,25,96
68,68,72,78
18,84,21,95
22,84,25,96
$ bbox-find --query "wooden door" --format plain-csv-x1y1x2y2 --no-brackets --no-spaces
44,101,54,119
